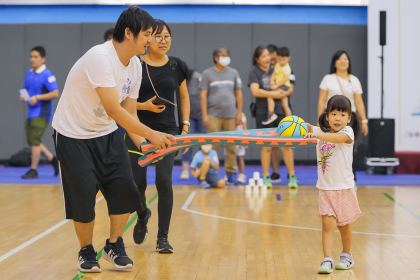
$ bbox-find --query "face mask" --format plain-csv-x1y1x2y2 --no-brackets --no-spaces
219,56,231,67
201,144,212,153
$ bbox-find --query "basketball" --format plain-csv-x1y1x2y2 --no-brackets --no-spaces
276,115,308,137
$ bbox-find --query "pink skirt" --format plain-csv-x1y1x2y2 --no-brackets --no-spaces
318,188,363,226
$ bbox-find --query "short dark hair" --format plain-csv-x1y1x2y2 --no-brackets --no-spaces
330,50,352,74
113,6,154,43
213,47,229,64
31,46,46,57
104,28,114,42
267,44,278,54
152,19,172,36
252,45,267,66
277,46,290,57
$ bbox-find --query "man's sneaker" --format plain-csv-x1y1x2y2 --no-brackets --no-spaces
227,173,237,185
335,252,354,270
103,237,133,269
199,180,210,188
133,208,152,245
51,156,59,176
263,175,272,188
288,175,298,188
270,172,281,182
237,173,247,184
261,113,278,125
156,238,173,254
317,257,334,274
21,169,38,179
180,170,189,179
78,245,101,273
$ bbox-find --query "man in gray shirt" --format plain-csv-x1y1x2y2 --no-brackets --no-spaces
200,47,243,184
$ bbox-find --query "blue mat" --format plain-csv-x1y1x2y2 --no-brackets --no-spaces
1,165,419,186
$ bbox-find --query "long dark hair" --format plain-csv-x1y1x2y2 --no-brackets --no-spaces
330,50,352,74
252,45,267,66
318,95,361,141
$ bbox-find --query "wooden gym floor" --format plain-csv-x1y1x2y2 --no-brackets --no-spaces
0,184,420,280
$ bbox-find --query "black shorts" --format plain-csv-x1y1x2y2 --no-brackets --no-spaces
255,113,286,129
53,130,142,223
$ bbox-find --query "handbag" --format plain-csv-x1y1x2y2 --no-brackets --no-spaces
250,102,256,118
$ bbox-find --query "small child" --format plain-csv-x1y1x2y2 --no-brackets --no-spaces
190,144,226,188
304,95,363,274
236,112,248,184
263,47,293,125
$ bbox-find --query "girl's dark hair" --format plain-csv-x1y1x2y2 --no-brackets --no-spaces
253,45,267,66
152,19,172,36
318,95,361,141
330,50,352,74
113,6,154,43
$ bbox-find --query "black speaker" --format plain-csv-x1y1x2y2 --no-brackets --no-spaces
368,118,395,157
380,11,386,46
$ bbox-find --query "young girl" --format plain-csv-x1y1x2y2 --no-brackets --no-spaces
304,95,363,274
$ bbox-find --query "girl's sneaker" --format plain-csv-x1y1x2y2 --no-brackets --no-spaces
288,175,298,188
199,180,210,188
263,175,272,188
335,252,354,270
317,257,334,274
237,173,247,184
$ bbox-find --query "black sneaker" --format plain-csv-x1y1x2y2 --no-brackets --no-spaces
103,237,133,269
156,238,173,254
21,169,38,179
78,245,101,273
270,172,281,182
133,208,152,245
51,156,59,176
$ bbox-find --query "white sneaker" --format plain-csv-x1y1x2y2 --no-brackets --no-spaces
180,170,189,179
237,173,247,184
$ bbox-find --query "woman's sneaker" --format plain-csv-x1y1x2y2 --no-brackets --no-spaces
156,238,174,254
133,208,152,244
317,257,334,274
263,175,272,188
180,170,189,179
103,237,133,269
270,172,281,182
78,245,101,273
288,175,298,188
335,252,354,270
261,113,278,125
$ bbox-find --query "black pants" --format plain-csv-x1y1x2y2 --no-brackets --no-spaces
125,134,176,239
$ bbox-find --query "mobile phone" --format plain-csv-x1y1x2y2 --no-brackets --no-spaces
152,96,177,106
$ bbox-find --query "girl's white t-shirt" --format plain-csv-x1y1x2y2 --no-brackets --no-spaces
314,126,355,190
319,74,363,112
52,40,142,139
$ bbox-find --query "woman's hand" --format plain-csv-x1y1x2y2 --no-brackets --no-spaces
362,123,369,136
181,127,190,154
140,96,166,113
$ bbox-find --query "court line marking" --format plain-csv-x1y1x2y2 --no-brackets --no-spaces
0,196,104,264
182,191,420,238
72,192,158,280
382,192,420,221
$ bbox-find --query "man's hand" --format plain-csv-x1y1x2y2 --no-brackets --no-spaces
203,115,210,129
148,130,176,150
235,113,242,126
28,95,38,105
141,96,166,113
19,96,25,102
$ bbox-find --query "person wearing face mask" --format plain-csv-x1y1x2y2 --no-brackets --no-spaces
190,144,226,188
124,19,190,254
200,47,244,184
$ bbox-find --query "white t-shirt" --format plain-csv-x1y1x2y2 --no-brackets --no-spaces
52,40,142,139
319,74,363,112
314,126,355,190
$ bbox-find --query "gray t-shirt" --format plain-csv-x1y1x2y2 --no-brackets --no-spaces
199,66,243,118
188,71,202,120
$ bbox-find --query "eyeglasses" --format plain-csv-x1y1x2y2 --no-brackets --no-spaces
154,36,173,43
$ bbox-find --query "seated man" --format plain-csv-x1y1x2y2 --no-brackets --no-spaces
190,144,225,188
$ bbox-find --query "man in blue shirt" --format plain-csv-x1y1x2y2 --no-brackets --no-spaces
20,46,59,179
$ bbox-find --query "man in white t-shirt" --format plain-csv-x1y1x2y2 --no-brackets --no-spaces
52,6,175,273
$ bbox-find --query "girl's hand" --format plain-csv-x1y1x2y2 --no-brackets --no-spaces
304,132,317,139
142,96,166,113
362,123,369,136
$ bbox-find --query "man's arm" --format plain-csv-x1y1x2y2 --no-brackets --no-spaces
201,88,210,128
96,87,174,150
121,97,146,149
34,90,59,101
234,88,243,126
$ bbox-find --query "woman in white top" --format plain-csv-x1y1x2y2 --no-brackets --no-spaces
318,50,368,137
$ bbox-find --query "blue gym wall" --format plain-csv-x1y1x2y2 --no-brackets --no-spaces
0,5,368,163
